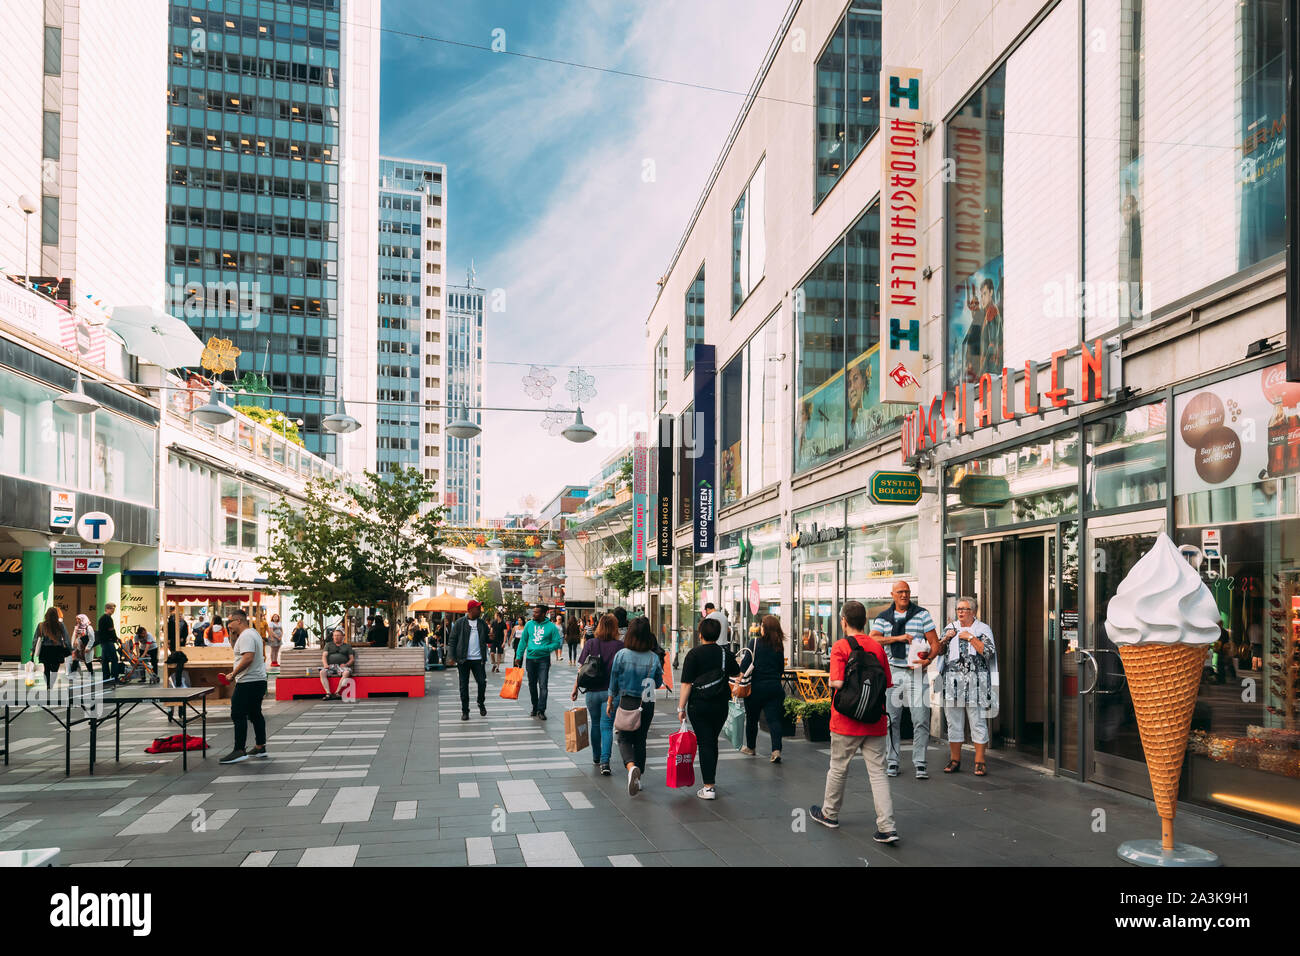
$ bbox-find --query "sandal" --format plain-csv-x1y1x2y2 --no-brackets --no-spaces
943,760,961,773
974,762,987,776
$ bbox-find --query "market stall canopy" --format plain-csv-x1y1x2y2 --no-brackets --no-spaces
108,305,204,369
410,592,468,613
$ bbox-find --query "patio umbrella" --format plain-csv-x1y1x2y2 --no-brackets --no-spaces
411,592,470,613
107,305,204,369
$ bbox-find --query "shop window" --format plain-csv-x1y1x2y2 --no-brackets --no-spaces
1085,400,1168,511
845,492,918,606
684,265,705,375
731,158,765,313
44,26,61,75
1083,0,1285,337
945,436,1081,535
92,412,155,505
945,0,1079,389
720,353,743,506
815,1,881,204
795,203,906,473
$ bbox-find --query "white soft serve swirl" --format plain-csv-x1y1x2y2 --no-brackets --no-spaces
1104,533,1221,645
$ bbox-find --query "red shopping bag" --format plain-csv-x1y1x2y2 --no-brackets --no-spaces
499,666,524,700
666,722,697,789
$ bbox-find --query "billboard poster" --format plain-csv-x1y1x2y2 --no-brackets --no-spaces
1174,363,1300,497
795,368,844,472
692,344,716,553
947,255,1004,387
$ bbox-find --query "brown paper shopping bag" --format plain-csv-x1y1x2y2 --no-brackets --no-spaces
564,707,590,753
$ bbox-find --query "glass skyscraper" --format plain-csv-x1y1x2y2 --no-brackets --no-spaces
165,0,376,463
445,276,483,525
377,156,445,480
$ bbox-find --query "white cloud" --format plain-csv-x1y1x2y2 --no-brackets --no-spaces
474,0,788,517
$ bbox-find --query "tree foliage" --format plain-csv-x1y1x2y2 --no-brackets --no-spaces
603,558,644,598
467,575,501,619
258,477,354,639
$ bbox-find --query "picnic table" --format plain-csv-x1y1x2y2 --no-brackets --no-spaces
1,675,212,775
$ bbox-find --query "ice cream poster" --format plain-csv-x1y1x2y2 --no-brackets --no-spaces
1173,363,1300,497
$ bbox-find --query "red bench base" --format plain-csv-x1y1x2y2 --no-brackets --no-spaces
275,674,425,701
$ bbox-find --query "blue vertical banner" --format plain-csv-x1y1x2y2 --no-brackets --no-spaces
692,344,716,553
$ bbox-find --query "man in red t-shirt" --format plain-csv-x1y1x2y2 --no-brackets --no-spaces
810,600,897,842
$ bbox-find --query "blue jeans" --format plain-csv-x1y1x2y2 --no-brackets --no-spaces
525,654,551,714
585,689,612,764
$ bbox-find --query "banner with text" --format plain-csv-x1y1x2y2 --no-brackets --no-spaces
692,345,717,553
880,65,925,403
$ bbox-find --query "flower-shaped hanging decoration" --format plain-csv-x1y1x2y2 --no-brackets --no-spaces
521,365,556,401
525,535,536,547
475,534,487,547
566,367,597,403
539,405,568,437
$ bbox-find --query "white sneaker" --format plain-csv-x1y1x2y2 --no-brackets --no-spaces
628,765,641,796
697,787,717,800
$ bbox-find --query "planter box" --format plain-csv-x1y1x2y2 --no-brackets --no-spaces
801,714,831,742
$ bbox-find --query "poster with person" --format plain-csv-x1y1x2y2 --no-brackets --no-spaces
947,256,1004,386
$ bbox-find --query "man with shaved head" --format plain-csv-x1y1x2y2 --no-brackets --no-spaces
869,581,939,779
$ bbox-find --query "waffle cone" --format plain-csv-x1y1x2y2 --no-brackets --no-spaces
1118,643,1206,824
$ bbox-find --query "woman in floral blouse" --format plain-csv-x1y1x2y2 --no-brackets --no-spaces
939,596,997,777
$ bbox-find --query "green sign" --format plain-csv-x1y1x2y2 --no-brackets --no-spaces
869,470,922,505
957,475,1012,509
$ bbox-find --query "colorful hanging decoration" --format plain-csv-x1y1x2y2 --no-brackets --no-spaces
200,336,241,374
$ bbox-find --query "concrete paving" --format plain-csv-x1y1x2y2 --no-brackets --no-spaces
2,662,1296,867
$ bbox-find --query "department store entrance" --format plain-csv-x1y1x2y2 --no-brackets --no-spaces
957,523,1078,772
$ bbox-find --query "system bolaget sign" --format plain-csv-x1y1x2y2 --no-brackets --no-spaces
880,65,925,403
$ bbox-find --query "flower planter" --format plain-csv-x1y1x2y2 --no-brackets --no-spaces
801,713,831,742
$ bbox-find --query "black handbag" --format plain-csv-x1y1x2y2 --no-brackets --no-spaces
576,642,606,691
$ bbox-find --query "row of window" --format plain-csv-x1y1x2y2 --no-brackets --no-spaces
167,204,336,240
379,220,422,236
168,87,334,125
379,194,442,211
170,247,335,280
170,165,337,201
170,7,340,49
378,293,419,307
171,49,338,87
170,126,336,162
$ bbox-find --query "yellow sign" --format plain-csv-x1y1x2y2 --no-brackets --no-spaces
201,336,241,374
120,585,158,639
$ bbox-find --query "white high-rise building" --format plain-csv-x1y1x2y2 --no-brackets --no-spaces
445,271,483,525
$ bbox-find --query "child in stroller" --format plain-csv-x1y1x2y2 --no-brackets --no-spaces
119,627,161,684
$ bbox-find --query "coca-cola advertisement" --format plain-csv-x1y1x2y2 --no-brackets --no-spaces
1174,363,1300,496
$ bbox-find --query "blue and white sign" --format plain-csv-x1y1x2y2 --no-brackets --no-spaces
49,490,75,529
77,511,115,544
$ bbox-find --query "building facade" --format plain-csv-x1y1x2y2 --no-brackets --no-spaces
444,275,484,524
0,0,168,659
649,0,1296,839
164,0,378,468
376,156,445,483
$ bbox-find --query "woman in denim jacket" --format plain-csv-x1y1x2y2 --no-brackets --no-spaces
606,617,664,796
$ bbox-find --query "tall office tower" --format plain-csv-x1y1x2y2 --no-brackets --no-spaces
1,0,168,349
376,157,446,483
164,0,379,468
444,271,483,525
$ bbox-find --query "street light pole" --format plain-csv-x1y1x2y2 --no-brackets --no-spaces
18,193,38,288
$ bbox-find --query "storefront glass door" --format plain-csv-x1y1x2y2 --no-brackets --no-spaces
1083,510,1166,793
721,575,746,648
796,563,838,669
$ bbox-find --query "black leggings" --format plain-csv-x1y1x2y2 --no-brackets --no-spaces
566,642,579,662
744,682,785,752
616,700,655,771
687,699,729,786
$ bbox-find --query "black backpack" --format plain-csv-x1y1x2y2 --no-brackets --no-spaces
832,636,887,724
690,644,730,703
576,641,607,691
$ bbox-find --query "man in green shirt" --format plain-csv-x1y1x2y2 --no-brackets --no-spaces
515,603,563,719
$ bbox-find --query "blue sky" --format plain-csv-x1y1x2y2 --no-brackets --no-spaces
379,0,790,518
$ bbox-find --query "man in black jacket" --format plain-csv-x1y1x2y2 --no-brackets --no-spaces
446,600,487,721
96,602,120,682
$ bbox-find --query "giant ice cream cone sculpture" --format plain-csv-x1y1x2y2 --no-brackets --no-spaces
1105,534,1218,852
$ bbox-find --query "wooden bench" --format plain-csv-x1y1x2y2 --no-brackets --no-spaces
275,646,425,700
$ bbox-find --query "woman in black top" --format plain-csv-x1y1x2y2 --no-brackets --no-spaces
740,614,788,763
676,616,739,800
34,607,71,688
291,619,309,649
564,616,582,664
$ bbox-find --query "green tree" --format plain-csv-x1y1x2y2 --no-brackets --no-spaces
344,466,445,641
257,477,354,640
616,455,634,490
467,575,501,619
603,558,644,600
235,404,304,446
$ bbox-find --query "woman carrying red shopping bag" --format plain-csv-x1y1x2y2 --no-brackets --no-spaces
676,616,740,800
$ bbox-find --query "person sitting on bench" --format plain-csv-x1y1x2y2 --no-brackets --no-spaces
320,628,355,700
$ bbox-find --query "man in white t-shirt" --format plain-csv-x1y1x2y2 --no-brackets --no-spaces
219,608,269,763
703,603,731,652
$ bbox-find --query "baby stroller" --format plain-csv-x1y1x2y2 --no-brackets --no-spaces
119,641,160,684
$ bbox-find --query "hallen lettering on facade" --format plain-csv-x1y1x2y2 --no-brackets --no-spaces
880,65,925,403
902,337,1120,461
